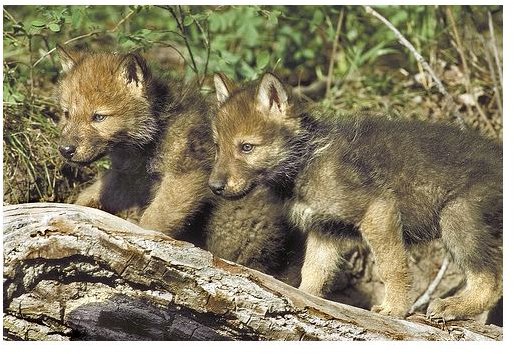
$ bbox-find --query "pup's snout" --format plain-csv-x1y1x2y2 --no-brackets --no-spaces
209,180,226,195
59,145,77,160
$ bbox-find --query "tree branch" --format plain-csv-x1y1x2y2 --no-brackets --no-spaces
3,203,502,341
32,9,135,68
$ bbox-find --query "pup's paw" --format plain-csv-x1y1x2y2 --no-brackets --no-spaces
426,298,462,323
371,303,407,318
75,194,101,209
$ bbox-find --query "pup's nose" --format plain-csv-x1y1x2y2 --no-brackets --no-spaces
59,145,76,159
209,180,226,195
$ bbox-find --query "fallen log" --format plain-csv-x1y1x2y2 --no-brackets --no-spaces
3,203,502,341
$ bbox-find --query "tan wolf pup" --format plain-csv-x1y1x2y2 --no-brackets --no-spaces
56,46,290,273
209,72,502,320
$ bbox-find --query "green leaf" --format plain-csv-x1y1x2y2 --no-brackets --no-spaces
48,23,61,32
183,15,194,26
31,20,46,27
220,50,240,65
312,9,324,26
28,26,42,35
239,23,259,46
240,60,257,79
347,28,358,42
194,12,208,21
390,10,408,25
209,12,222,32
302,48,315,60
256,51,270,69
70,9,82,29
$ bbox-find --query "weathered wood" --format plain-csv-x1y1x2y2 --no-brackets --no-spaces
3,203,502,341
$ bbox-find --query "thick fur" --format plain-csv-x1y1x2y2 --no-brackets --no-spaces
210,72,502,320
206,186,292,272
55,47,289,273
57,47,213,237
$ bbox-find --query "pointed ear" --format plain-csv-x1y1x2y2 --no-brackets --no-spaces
256,73,289,116
213,73,235,105
116,52,150,95
56,44,82,73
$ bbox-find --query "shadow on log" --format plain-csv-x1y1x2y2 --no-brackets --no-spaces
3,203,502,341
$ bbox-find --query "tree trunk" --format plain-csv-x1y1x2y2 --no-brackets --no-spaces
3,203,502,341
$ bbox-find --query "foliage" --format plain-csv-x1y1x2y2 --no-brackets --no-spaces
3,5,503,204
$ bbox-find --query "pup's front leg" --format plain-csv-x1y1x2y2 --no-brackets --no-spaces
74,172,109,209
299,231,344,297
140,169,210,236
359,197,412,318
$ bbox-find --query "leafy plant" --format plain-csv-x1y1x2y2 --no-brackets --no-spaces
2,5,503,204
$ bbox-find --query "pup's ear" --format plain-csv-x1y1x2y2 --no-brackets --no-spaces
213,73,236,105
56,44,83,73
256,72,289,117
116,52,150,95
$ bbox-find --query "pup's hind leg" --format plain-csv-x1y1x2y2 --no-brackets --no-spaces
427,197,502,321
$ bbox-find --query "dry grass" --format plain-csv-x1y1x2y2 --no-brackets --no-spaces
2,5,502,205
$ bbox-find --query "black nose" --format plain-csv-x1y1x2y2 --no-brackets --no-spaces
59,145,76,159
209,181,225,195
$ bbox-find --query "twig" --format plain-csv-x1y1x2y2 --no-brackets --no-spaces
326,8,344,99
192,16,211,87
110,8,135,33
151,40,190,66
481,34,503,123
488,11,502,91
165,5,200,81
32,9,135,68
3,7,18,24
32,32,100,67
28,36,34,99
446,7,470,90
446,7,495,137
293,78,328,100
364,6,466,130
409,256,450,314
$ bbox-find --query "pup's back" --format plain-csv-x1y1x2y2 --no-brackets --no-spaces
321,114,502,243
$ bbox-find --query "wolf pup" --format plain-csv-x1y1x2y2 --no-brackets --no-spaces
55,45,291,275
209,72,502,320
56,45,217,238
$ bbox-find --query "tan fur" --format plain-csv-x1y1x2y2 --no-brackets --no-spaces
206,186,291,273
427,272,502,320
358,196,412,317
56,49,211,236
426,196,503,319
56,47,292,274
298,231,349,296
210,72,502,321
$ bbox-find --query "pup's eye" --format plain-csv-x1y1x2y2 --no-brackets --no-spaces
92,113,107,122
241,143,254,153
63,110,69,119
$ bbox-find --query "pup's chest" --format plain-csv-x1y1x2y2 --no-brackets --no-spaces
286,160,368,236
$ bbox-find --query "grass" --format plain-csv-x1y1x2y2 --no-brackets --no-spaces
3,92,98,204
2,5,503,205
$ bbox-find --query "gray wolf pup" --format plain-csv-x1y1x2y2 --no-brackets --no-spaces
56,46,289,273
209,72,502,320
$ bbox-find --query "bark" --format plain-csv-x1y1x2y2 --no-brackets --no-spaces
3,203,502,341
